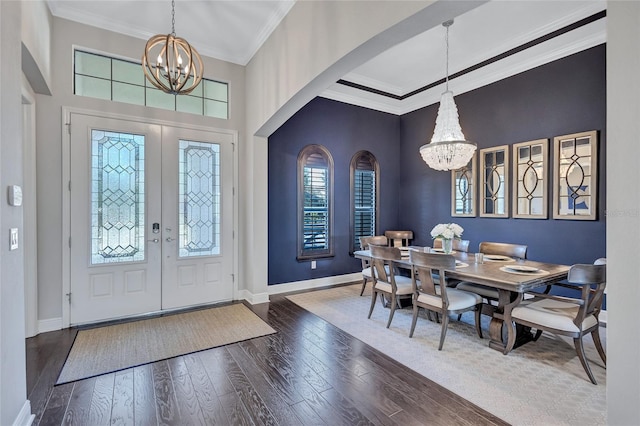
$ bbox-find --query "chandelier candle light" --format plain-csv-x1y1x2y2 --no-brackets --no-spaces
431,223,464,254
419,19,476,171
142,0,204,95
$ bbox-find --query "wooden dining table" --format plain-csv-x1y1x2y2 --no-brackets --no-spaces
354,248,571,354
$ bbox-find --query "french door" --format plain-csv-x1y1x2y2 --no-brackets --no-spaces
69,113,234,325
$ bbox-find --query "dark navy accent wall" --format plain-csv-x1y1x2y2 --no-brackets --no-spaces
268,98,401,285
399,44,606,266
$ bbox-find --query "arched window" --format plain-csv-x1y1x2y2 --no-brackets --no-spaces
350,150,379,253
297,145,334,260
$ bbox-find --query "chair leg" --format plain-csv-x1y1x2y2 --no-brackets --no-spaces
591,328,607,365
409,304,419,338
360,276,369,296
386,294,397,328
438,312,449,350
574,337,597,385
367,289,377,319
474,305,483,339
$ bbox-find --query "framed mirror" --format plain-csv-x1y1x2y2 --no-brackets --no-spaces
451,154,476,217
553,130,598,220
512,139,548,219
480,145,509,218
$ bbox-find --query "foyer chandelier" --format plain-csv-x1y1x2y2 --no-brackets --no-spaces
419,19,476,171
142,0,204,95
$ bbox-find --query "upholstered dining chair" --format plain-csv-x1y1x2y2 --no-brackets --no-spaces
384,230,413,248
456,242,528,307
503,263,607,384
358,235,389,296
408,250,483,350
433,238,470,253
368,245,413,328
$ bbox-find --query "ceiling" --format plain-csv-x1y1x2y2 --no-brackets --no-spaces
47,0,607,115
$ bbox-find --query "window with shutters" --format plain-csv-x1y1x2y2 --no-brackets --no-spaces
297,145,334,260
350,151,379,254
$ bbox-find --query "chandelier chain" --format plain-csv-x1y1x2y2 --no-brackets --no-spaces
171,0,176,36
445,22,449,91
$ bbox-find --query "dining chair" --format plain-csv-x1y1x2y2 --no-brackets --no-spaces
384,230,413,247
358,235,389,296
503,263,607,384
408,250,483,349
456,242,528,307
368,245,413,328
433,238,470,252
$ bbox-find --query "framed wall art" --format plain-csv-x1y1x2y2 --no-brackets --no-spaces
512,139,548,219
479,145,509,218
552,130,598,220
451,153,476,217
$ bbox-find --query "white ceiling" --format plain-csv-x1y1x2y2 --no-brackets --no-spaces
46,0,607,115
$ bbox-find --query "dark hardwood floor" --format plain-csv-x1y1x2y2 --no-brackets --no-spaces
26,292,509,425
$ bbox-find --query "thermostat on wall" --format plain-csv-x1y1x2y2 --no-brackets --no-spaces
7,185,22,206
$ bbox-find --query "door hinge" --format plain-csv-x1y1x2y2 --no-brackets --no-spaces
231,274,235,282
68,181,71,191
65,122,71,135
68,237,71,248
232,187,235,196
65,292,71,303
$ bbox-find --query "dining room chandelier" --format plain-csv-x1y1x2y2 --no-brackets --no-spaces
419,19,476,171
142,0,204,95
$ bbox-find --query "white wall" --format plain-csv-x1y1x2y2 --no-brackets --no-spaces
35,17,246,322
21,0,51,94
607,1,640,424
1,1,28,424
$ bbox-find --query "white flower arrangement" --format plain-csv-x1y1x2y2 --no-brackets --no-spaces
430,223,464,240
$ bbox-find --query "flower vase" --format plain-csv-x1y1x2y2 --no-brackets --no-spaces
442,238,453,254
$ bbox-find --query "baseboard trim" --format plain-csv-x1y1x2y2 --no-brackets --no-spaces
38,317,63,334
268,273,361,295
238,289,270,305
12,400,34,426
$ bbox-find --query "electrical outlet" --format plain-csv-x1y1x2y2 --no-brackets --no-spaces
10,228,18,250
311,260,317,269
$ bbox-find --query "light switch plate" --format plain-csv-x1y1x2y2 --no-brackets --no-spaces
10,228,18,250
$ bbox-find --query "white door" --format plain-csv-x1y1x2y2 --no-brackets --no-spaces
69,113,234,324
160,126,235,309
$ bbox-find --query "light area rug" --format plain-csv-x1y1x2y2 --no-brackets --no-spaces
287,284,606,426
57,303,276,384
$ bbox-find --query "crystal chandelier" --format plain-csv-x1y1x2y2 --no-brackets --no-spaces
419,20,476,171
142,0,204,95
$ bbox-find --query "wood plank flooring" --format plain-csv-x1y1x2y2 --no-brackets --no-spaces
26,292,509,425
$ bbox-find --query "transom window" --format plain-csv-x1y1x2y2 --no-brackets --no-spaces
297,145,334,260
74,49,229,119
350,151,379,253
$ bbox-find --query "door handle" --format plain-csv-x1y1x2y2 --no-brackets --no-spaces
166,237,175,242
147,238,159,243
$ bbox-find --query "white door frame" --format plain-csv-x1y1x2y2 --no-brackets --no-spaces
22,79,38,338
61,107,239,328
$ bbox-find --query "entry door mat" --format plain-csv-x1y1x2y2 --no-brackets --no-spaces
57,303,276,384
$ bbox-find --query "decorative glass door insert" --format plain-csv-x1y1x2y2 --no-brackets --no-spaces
178,140,220,257
91,129,146,264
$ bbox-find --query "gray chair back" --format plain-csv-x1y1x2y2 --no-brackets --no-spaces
479,242,527,259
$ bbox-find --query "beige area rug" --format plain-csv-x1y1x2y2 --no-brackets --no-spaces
57,303,276,384
287,284,606,426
